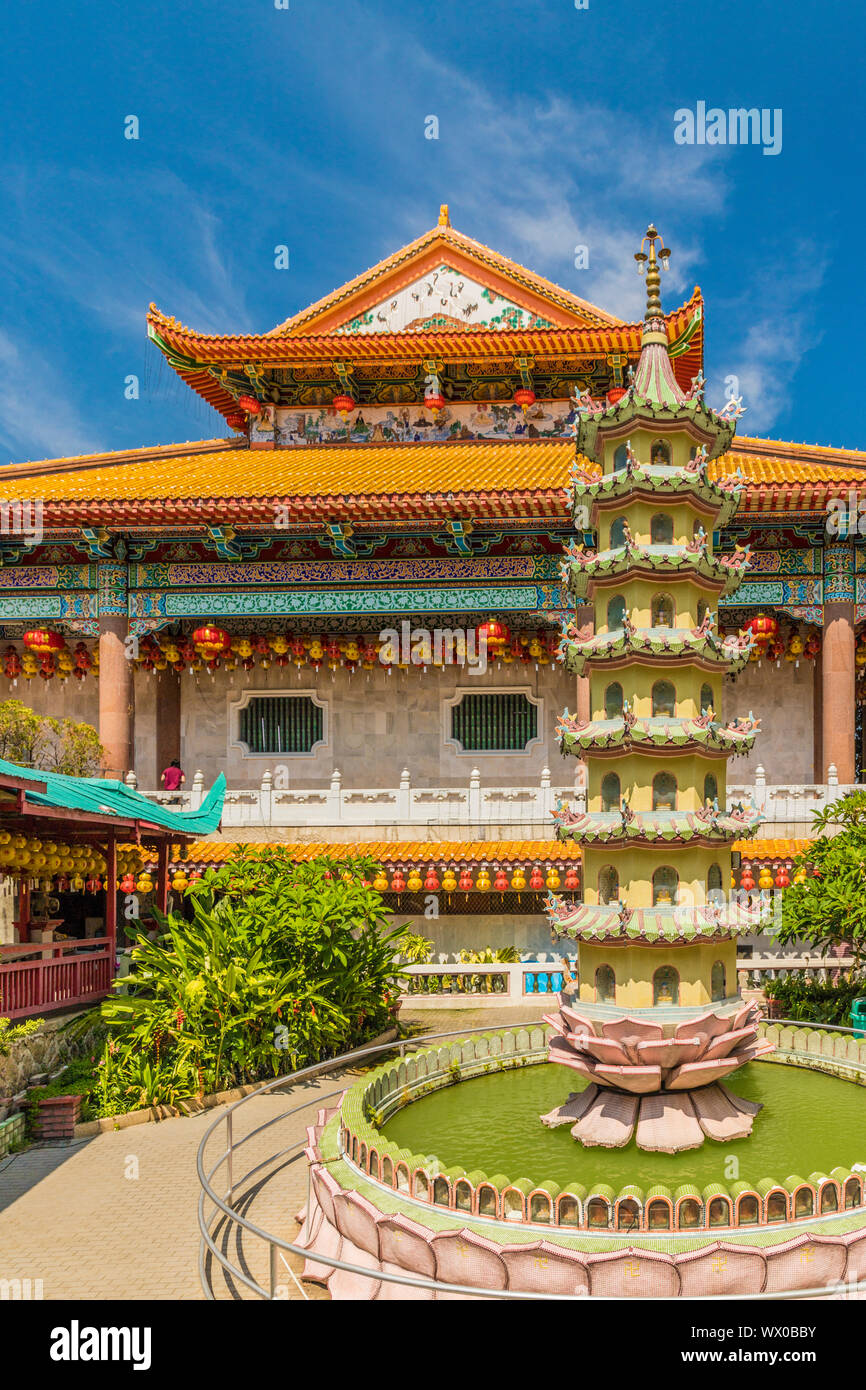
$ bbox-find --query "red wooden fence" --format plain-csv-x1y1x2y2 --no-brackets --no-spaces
0,940,113,1020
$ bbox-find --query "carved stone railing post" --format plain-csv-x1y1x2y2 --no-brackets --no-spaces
540,766,552,819
469,767,482,822
124,770,138,791
260,768,273,826
328,768,342,821
397,768,411,822
191,769,204,811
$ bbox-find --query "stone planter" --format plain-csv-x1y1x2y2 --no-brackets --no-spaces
32,1093,82,1141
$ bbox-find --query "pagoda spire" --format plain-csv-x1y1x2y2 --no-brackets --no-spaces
631,222,687,408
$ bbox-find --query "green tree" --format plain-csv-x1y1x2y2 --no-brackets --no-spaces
777,791,866,965
0,699,103,776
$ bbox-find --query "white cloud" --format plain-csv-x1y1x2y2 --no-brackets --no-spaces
0,329,98,463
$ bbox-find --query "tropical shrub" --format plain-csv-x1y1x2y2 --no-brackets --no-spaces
93,850,409,1113
778,792,866,964
763,972,864,1027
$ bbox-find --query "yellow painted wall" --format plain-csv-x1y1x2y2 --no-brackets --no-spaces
598,499,713,554
594,575,710,634
576,938,738,1009
590,667,721,722
582,843,731,908
587,752,726,812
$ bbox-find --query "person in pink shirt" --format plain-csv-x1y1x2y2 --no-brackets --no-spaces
161,760,185,793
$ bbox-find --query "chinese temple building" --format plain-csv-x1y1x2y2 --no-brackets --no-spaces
0,206,863,963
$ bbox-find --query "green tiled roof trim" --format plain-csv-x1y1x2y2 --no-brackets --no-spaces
556,712,757,757
568,461,740,527
564,543,748,600
552,805,763,846
559,625,754,676
545,896,770,943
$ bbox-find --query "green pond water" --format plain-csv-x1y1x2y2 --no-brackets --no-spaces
382,1062,866,1189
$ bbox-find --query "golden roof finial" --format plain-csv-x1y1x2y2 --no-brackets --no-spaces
634,223,671,322
438,203,451,228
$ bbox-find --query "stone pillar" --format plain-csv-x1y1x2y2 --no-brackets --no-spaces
97,563,133,778
155,666,181,781
821,542,856,784
98,618,134,778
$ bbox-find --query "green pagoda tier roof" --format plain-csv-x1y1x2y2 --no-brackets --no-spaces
571,373,735,465
568,453,743,529
563,537,751,600
556,710,760,758
558,615,755,675
552,802,764,846
545,894,771,943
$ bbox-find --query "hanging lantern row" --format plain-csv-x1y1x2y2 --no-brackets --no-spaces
368,861,581,895
134,624,561,675
722,617,821,668
735,857,809,892
2,637,96,683
0,837,148,892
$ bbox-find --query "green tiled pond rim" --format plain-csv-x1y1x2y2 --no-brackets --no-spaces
337,1024,866,1233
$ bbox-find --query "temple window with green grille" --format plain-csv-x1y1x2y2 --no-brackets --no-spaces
449,692,538,752
239,695,323,754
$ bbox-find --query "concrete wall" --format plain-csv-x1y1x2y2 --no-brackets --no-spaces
721,657,816,782
170,659,577,790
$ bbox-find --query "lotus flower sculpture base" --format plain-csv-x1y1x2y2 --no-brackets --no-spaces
540,1002,773,1152
541,1081,762,1153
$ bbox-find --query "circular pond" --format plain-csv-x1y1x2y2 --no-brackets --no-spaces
382,1061,866,1191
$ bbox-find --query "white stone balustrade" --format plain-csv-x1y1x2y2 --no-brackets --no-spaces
131,762,861,834
728,764,861,837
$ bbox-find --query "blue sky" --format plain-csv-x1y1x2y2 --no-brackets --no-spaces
1,0,863,463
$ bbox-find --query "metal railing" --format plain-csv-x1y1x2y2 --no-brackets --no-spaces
196,1023,866,1301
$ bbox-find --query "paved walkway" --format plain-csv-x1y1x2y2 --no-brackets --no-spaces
0,1007,544,1300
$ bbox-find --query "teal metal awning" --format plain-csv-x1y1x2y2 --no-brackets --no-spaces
0,757,225,838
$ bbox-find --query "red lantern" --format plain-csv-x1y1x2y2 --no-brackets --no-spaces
73,642,91,671
775,865,791,889
564,866,580,893
3,646,21,679
804,632,821,660
332,394,356,415
529,866,545,892
476,619,509,656
120,872,136,893
514,387,536,413
23,628,65,655
237,394,261,415
390,868,406,893
85,876,102,894
424,392,446,412
424,867,440,892
225,412,247,431
739,866,755,892
745,613,778,649
457,868,472,893
193,625,229,660
38,655,55,680
493,868,509,894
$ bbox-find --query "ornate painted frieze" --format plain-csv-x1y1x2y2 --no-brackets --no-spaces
823,542,855,604
718,578,822,607
130,555,561,589
250,398,577,448
96,563,129,617
0,592,98,621
333,266,554,335
0,564,95,590
131,584,550,620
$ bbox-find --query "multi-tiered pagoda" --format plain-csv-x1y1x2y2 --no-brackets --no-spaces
542,227,774,1153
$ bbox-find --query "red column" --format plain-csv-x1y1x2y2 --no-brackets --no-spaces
822,602,856,783
157,840,169,915
98,617,134,778
105,836,117,966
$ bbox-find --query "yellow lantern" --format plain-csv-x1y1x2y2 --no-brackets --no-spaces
511,867,526,891
406,868,423,892
373,869,389,892
171,871,189,891
546,867,561,891
476,866,492,892
136,873,153,894
758,865,774,891
793,865,807,885
441,868,457,893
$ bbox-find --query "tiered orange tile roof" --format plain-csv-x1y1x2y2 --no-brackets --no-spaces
167,837,810,868
2,434,863,527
